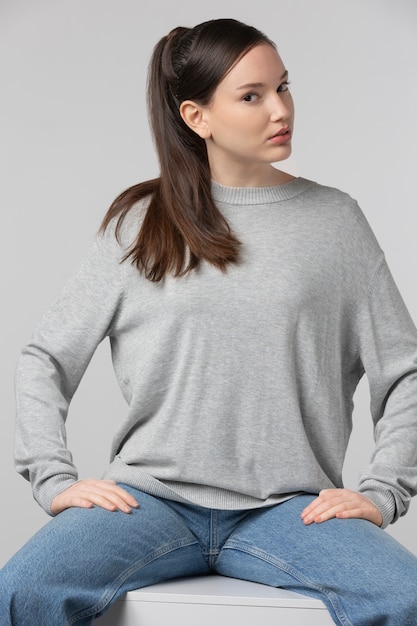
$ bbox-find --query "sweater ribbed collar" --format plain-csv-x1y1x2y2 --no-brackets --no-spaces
211,177,314,205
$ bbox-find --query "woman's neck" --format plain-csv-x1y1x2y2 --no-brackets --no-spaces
210,164,295,188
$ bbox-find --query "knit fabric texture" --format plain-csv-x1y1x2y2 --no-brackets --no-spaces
15,178,417,528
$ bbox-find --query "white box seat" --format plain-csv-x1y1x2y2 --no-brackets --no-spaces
95,574,334,625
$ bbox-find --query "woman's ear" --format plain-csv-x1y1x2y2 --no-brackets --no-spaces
179,100,211,139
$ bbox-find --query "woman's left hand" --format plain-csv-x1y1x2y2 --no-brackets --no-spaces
301,488,383,527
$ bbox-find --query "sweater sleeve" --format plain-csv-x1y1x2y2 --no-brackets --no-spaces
357,256,417,528
14,228,124,515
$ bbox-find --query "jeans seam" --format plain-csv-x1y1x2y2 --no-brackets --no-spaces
69,537,199,624
222,540,353,626
209,510,220,569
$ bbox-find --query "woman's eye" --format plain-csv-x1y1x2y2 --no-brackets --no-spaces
277,81,291,93
242,93,259,103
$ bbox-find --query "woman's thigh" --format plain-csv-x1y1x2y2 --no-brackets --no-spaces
215,494,417,626
0,486,209,625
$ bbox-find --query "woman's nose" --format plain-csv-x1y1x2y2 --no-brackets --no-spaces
270,92,292,121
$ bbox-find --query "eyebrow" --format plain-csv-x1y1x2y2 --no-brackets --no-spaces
235,70,289,91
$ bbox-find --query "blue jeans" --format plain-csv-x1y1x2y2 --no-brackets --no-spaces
1,488,417,625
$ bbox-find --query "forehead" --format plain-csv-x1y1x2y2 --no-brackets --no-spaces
219,44,285,90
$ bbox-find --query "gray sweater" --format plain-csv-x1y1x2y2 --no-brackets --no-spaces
15,177,417,528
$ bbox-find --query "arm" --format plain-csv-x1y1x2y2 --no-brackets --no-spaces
356,257,417,527
15,228,126,515
302,257,417,528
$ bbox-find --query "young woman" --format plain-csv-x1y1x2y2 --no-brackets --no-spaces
2,18,417,625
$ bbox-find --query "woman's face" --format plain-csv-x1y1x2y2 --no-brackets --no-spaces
200,43,294,184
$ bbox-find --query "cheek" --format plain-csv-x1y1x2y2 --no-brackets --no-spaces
208,106,265,144
230,110,266,132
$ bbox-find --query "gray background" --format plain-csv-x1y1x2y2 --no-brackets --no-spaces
1,0,417,566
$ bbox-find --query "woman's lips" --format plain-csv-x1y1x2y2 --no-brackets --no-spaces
269,128,292,144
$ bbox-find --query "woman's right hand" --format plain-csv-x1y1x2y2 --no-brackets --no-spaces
50,479,139,515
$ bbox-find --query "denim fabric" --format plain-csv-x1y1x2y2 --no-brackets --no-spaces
1,488,417,625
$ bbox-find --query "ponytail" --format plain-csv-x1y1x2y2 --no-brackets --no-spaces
101,19,273,281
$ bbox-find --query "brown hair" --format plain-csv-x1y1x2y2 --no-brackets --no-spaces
100,19,274,281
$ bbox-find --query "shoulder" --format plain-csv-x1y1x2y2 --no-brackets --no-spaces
99,197,150,256
301,178,362,218
301,178,380,248
295,179,384,287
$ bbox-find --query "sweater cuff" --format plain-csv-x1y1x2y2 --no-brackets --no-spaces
34,474,78,516
359,488,396,529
